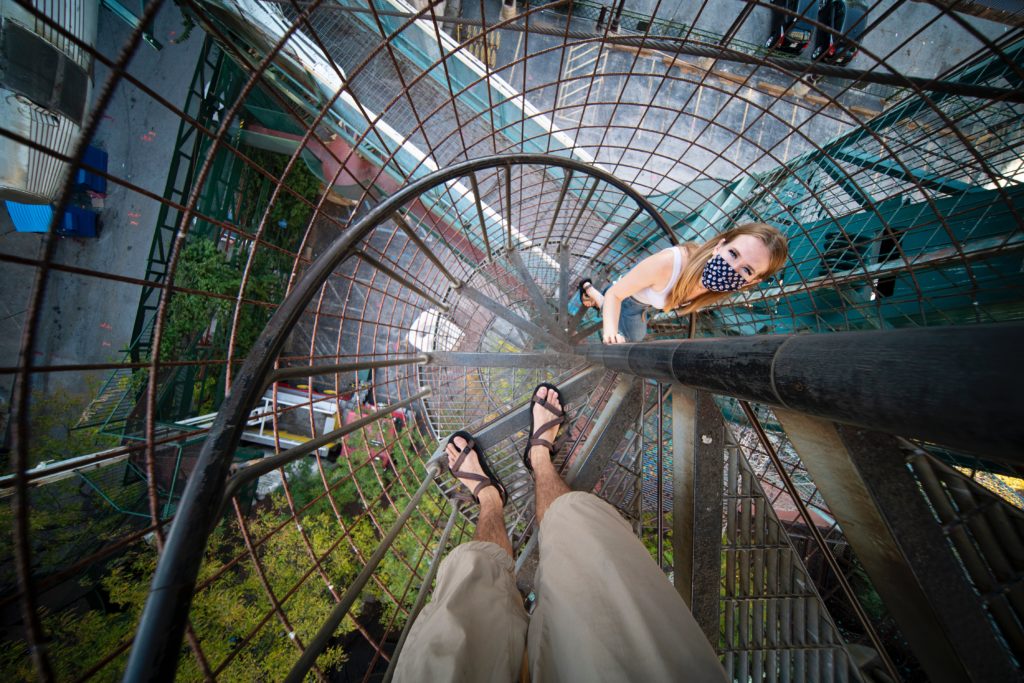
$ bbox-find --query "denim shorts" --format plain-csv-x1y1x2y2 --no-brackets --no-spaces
602,284,647,342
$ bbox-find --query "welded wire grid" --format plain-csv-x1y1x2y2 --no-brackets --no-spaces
720,430,860,682
1,0,1022,679
904,445,1024,664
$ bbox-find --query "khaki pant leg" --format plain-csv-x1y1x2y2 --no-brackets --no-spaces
394,541,528,683
528,492,726,683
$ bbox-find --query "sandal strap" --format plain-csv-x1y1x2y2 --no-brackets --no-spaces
531,396,566,419
451,439,477,472
533,416,564,435
449,437,506,505
472,480,497,499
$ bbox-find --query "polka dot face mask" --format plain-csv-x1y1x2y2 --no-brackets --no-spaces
701,254,747,292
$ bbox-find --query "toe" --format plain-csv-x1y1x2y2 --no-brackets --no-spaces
446,437,466,468
548,389,561,412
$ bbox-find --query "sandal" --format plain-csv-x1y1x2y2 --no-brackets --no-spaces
578,278,596,308
522,383,567,472
446,431,508,505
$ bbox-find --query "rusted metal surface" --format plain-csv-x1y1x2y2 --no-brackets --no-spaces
776,411,1018,682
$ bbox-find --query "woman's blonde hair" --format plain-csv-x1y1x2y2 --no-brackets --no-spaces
665,222,788,314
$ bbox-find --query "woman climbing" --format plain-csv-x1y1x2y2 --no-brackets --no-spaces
579,223,788,343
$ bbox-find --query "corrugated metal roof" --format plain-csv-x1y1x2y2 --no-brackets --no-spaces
4,200,53,233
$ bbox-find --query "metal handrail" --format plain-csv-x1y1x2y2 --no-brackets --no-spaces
579,323,1024,462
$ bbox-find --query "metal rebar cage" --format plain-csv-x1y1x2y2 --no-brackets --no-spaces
1,0,1022,680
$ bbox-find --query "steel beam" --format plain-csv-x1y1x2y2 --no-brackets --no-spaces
813,156,876,209
468,172,493,259
671,387,723,643
558,242,570,328
830,148,977,195
354,250,449,310
458,283,572,352
570,321,602,344
565,376,643,491
775,411,1018,682
430,366,604,458
269,355,427,383
544,169,573,247
392,211,462,286
425,351,582,368
578,322,1024,461
508,249,562,337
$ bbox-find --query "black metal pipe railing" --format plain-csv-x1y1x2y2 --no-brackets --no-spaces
580,322,1024,462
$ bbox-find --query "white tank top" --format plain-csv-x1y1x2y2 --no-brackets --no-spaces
630,246,684,308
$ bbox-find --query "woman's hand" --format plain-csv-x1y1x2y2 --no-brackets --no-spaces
603,331,627,344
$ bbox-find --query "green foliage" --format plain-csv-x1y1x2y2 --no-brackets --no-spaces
0,386,126,591
161,239,237,360
163,237,284,368
158,145,323,411
237,147,322,255
14,385,121,470
641,512,673,568
0,423,440,680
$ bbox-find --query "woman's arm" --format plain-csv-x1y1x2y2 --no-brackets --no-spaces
601,248,677,344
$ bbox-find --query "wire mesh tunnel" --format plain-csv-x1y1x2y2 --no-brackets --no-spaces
1,0,1022,680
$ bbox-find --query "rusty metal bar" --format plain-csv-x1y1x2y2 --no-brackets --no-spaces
468,172,493,259
558,242,570,328
354,250,449,311
425,351,581,368
504,164,514,251
283,463,443,683
544,169,573,247
656,382,664,569
268,356,427,383
391,211,463,287
381,501,462,683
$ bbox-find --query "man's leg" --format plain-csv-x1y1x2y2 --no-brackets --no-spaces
528,387,569,526
525,389,727,683
394,437,527,683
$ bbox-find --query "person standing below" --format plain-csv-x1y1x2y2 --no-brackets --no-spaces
394,384,727,683
580,223,788,343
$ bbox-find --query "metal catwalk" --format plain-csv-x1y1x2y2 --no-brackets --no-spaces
1,0,1022,681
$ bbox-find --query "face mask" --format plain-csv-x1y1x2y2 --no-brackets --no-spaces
701,254,747,292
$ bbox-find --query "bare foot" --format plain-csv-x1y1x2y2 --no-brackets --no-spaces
447,436,502,506
529,386,563,470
